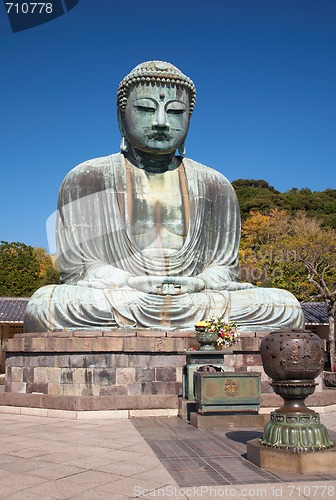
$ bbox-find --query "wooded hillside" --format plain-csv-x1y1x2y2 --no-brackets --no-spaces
232,179,336,228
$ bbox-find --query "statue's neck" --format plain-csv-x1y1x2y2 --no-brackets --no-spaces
125,146,181,173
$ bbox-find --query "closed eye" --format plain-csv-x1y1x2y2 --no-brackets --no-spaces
167,108,185,115
135,105,156,112
166,101,187,114
133,98,156,113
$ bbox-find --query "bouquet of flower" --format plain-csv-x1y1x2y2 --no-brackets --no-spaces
195,316,240,348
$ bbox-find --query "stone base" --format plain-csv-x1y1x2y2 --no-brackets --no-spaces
178,397,197,422
2,330,325,413
190,412,268,429
3,331,192,410
0,404,178,419
0,392,179,411
247,438,336,474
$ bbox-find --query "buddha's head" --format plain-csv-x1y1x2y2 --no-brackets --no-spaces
117,61,196,157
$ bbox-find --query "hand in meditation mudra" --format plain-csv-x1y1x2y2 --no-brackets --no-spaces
24,61,304,332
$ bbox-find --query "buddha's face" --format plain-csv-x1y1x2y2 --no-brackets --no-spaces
121,84,190,155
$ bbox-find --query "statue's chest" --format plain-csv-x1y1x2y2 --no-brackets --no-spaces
125,168,188,250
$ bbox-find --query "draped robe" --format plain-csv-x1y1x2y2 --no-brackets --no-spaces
24,153,304,332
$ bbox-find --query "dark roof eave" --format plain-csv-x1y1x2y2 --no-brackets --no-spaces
0,321,24,324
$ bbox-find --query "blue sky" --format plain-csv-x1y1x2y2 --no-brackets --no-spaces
1,0,335,251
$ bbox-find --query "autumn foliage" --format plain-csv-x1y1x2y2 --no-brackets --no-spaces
239,209,336,368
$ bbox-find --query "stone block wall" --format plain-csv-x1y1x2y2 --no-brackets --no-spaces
5,353,184,398
1,330,323,411
2,330,191,410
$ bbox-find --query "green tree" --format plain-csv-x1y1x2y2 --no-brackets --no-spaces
232,179,336,229
281,188,336,228
0,242,60,297
232,179,280,221
0,241,40,297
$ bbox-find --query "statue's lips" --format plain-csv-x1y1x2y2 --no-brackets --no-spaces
147,133,172,141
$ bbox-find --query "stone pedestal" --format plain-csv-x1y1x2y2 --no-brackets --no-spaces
2,330,323,414
247,438,336,474
190,412,268,429
2,330,193,411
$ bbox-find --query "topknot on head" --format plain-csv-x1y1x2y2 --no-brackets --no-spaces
117,61,196,116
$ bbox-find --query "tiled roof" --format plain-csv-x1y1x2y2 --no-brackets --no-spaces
0,298,333,325
301,301,334,325
0,297,29,323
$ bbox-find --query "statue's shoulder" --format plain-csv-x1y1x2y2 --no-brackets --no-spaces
59,154,126,194
62,153,121,182
184,158,234,190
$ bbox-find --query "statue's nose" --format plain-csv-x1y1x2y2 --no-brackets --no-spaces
152,106,169,129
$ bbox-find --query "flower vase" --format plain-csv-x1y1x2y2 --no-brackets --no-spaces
195,328,217,351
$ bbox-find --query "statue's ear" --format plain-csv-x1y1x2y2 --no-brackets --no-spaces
117,109,125,136
117,110,129,153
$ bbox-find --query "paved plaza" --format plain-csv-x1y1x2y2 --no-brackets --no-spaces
0,408,335,499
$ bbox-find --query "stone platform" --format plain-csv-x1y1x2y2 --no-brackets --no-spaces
2,330,193,411
190,412,268,429
1,330,324,412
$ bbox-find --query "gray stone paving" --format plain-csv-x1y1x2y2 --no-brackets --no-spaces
0,411,335,499
133,414,336,489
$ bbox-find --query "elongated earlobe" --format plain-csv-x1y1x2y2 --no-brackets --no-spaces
120,136,128,153
178,144,186,157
